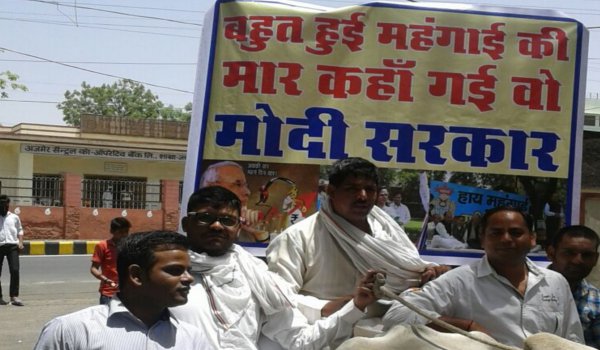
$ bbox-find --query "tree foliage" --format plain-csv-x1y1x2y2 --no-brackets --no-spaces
160,102,192,122
58,79,191,126
0,70,27,98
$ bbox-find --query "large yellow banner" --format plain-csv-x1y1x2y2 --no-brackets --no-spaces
198,0,587,179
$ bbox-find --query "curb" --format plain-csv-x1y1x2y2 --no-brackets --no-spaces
23,241,100,255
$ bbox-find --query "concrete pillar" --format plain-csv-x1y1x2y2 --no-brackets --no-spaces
16,152,33,206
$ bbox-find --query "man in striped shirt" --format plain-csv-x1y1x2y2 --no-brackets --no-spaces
34,230,212,350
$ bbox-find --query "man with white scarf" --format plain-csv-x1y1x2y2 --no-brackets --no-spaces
171,186,378,349
267,157,448,322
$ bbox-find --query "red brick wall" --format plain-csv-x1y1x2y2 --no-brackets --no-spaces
161,179,181,231
17,207,64,239
14,173,181,240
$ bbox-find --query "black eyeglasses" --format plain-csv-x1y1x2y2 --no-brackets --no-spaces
187,212,239,228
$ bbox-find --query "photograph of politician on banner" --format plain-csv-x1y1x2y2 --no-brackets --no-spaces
198,160,319,245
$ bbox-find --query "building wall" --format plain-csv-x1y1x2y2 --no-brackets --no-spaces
33,155,184,180
16,206,65,240
0,143,19,178
10,177,181,240
1,121,186,240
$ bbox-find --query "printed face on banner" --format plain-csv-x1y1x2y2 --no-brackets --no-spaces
186,0,587,261
198,160,319,244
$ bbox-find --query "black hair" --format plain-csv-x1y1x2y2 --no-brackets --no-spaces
328,157,379,188
0,194,10,204
551,225,600,250
187,186,241,215
110,217,131,233
479,206,534,234
116,230,189,288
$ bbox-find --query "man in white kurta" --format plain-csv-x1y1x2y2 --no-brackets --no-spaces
171,186,378,349
267,158,444,323
172,245,373,349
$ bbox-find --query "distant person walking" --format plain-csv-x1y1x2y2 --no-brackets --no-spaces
0,195,25,306
90,217,131,304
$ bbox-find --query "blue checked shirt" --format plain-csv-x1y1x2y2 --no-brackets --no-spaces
574,279,600,349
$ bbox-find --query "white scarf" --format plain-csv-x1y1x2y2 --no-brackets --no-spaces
319,195,433,293
188,245,294,328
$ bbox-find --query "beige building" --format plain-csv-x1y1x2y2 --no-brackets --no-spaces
0,115,187,240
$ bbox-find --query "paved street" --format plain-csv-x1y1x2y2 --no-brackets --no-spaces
0,255,97,350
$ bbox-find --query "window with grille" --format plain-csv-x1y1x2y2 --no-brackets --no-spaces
32,174,63,206
82,176,153,209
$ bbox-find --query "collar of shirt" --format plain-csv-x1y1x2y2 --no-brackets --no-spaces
108,296,173,327
476,256,543,292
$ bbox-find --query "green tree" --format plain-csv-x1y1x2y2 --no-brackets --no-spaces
0,70,27,98
58,79,191,126
160,102,192,122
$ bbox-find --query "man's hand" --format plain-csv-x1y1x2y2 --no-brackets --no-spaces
321,296,353,317
353,270,380,311
420,265,451,285
103,277,118,289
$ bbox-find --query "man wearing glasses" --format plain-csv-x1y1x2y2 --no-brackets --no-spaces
199,161,267,242
171,186,379,349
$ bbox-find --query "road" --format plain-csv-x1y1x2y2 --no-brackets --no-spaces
0,255,97,350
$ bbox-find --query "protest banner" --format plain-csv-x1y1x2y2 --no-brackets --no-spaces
183,0,588,262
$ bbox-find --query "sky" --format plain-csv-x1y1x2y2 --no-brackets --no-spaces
1,0,599,127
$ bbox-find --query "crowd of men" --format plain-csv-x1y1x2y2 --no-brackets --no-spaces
25,157,600,349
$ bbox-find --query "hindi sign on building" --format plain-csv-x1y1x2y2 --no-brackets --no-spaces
183,0,588,261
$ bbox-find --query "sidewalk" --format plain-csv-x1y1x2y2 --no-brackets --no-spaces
22,240,100,255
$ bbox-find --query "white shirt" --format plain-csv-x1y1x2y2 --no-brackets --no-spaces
427,221,467,249
384,203,411,226
170,248,366,350
34,297,211,350
383,257,584,347
0,212,23,244
544,203,564,218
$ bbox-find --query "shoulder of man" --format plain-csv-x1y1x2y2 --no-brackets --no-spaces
7,211,20,220
276,212,320,239
46,304,108,330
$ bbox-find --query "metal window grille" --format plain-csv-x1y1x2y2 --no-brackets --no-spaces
0,176,63,206
81,176,161,209
33,174,63,206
